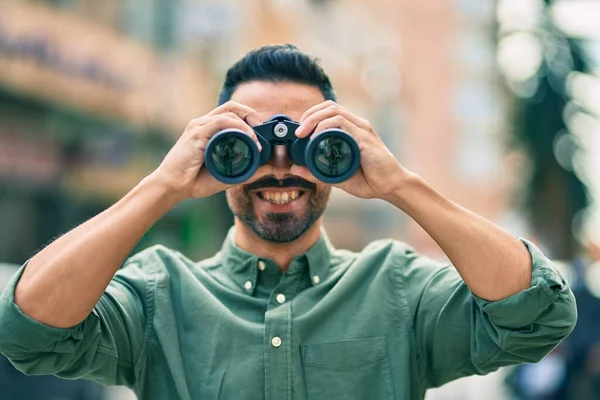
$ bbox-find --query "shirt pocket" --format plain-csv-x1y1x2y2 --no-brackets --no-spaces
301,337,394,400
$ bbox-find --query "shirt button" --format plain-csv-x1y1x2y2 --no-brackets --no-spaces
312,275,320,284
244,281,253,290
271,336,282,348
276,293,286,304
258,261,266,271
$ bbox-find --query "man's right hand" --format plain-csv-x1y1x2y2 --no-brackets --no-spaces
11,102,263,329
151,101,263,201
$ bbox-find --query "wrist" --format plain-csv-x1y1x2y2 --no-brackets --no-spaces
142,172,187,208
381,170,423,210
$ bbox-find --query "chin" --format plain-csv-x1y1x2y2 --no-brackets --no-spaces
248,217,313,244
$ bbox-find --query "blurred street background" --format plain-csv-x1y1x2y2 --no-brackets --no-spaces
0,0,599,399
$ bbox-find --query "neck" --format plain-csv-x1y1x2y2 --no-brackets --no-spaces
233,219,323,272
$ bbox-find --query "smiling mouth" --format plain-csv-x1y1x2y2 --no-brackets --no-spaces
255,190,306,205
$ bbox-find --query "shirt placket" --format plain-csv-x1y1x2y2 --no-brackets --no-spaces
263,267,303,400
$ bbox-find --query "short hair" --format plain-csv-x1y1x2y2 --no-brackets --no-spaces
217,44,337,105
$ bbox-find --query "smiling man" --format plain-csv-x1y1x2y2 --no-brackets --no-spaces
0,45,577,400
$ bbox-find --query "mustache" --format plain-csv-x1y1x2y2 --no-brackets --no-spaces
245,176,315,192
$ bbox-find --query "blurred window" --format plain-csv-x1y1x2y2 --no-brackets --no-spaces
150,0,177,50
454,0,495,20
33,0,123,31
78,0,122,29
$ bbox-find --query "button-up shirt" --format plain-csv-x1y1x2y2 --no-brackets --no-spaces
0,228,577,399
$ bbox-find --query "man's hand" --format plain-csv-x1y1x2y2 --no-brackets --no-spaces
293,101,410,199
294,101,532,302
291,100,408,199
151,101,263,201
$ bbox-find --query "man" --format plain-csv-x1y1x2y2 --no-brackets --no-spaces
0,45,577,400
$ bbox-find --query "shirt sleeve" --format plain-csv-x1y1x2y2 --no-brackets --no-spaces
0,259,152,388
404,239,578,388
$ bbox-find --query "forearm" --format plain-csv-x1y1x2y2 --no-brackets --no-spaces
385,173,532,301
15,174,180,328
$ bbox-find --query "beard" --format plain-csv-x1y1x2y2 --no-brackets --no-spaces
227,176,330,243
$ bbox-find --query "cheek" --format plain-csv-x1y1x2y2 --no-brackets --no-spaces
317,183,331,194
312,184,332,204
225,188,248,210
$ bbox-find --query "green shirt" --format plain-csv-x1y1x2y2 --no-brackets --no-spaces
0,228,577,400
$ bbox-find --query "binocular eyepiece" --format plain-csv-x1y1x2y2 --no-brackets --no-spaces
205,114,360,184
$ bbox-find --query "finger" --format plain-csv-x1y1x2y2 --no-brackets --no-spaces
333,168,368,193
186,114,246,137
195,167,236,191
193,114,262,151
299,100,355,124
311,115,366,145
297,103,370,138
299,100,338,125
211,115,263,152
185,115,210,130
208,101,262,127
185,112,245,133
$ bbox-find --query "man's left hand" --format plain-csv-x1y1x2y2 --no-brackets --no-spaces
292,100,409,199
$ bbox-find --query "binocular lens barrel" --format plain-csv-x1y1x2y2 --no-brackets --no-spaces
205,130,259,184
310,136,354,178
303,129,360,184
205,126,360,184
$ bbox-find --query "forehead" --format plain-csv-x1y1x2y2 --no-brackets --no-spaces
230,81,326,122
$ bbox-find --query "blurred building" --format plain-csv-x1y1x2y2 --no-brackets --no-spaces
0,0,518,258
0,0,229,264
392,0,515,257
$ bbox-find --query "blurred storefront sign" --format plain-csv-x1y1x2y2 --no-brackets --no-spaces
0,133,61,185
0,0,209,132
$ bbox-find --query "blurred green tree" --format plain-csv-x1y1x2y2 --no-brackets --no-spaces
504,0,592,259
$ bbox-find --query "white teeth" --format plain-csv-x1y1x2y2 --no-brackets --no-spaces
260,191,301,204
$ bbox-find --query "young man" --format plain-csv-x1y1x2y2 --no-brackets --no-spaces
0,45,577,400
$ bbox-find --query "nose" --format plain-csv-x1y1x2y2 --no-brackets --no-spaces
270,145,293,180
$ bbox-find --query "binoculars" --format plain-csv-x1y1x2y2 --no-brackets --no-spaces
204,114,360,184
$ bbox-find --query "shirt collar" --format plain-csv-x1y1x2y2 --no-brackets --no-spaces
219,226,335,294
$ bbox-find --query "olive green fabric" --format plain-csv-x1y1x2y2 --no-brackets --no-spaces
0,227,577,399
